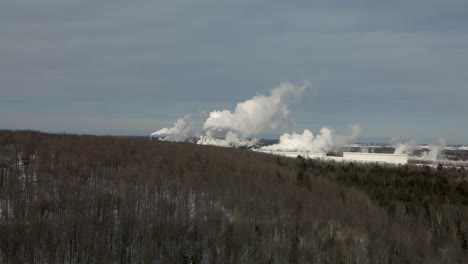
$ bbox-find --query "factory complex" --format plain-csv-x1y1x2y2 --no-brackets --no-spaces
253,149,409,165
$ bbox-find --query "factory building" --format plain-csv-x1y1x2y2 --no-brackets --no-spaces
342,152,408,165
253,149,326,159
253,149,408,165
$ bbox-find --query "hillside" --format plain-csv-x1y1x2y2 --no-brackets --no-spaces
0,130,467,263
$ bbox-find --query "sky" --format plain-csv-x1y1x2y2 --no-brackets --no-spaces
1,0,468,144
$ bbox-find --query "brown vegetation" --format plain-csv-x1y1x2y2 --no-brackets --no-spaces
0,130,466,263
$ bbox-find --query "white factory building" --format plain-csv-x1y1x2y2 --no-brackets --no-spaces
253,149,408,165
342,152,408,165
253,149,326,159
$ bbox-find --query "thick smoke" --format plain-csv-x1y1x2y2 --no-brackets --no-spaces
198,82,309,147
150,115,194,142
261,124,361,153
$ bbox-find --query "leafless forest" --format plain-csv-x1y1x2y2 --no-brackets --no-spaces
0,130,467,263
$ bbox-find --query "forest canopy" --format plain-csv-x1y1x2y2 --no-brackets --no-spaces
0,130,466,263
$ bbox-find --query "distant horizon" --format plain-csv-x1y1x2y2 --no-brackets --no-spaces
2,128,467,146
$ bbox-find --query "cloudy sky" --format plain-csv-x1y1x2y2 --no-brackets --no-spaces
1,0,468,143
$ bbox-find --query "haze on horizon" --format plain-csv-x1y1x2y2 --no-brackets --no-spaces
1,0,468,144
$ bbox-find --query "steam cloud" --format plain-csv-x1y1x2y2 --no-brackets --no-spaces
198,82,309,146
151,82,453,162
197,131,258,148
394,140,417,155
393,138,446,161
150,115,194,142
151,82,361,150
261,124,361,153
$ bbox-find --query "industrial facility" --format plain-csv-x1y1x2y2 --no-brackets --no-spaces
342,152,408,165
253,149,409,165
252,149,326,159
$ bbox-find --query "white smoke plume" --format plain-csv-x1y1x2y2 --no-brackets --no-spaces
421,139,446,161
199,82,310,147
150,82,361,151
334,123,361,147
150,115,194,142
394,138,446,161
261,124,361,153
394,140,417,155
197,131,258,148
